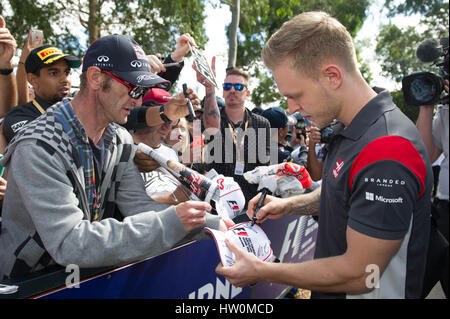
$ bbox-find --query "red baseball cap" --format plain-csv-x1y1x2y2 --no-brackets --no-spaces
142,88,172,106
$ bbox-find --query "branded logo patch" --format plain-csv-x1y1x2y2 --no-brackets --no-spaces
364,177,406,188
333,158,344,178
227,200,240,212
37,47,62,61
130,60,150,69
365,192,403,203
11,120,28,133
233,227,249,238
136,74,157,83
97,55,109,62
130,60,142,67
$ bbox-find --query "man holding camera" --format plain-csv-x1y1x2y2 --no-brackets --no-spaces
416,78,449,298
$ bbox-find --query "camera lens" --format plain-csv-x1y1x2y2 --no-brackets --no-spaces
402,72,444,106
411,76,438,102
295,118,306,129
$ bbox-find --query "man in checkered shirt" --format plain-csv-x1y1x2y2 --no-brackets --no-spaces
0,34,229,281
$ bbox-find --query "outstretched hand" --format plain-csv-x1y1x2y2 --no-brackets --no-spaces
175,200,211,232
171,33,197,62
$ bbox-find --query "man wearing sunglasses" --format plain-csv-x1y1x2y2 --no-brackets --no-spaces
0,34,229,281
194,67,271,210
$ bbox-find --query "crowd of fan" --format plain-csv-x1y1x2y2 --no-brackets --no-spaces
0,11,447,299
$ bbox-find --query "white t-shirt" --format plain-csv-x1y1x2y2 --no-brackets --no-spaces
432,104,449,200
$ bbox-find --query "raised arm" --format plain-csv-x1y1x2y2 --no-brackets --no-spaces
0,16,17,117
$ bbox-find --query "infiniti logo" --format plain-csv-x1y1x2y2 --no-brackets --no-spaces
97,55,109,62
130,60,142,68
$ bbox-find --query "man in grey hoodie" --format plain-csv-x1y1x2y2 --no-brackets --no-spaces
0,34,229,281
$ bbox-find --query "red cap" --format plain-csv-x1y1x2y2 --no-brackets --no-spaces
142,88,172,106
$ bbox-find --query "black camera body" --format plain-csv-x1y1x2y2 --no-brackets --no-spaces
402,37,449,106
294,116,308,140
294,116,334,144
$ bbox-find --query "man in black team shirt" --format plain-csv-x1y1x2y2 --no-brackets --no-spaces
2,45,81,143
216,11,433,299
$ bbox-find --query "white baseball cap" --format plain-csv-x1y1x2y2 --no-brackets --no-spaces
213,176,246,219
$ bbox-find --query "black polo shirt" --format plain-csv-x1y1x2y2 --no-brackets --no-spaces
313,91,433,299
2,96,55,143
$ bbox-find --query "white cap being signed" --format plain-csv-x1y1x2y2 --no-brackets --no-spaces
205,222,276,267
215,176,246,219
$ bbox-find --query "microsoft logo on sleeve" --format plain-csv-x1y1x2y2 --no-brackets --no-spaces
365,192,403,204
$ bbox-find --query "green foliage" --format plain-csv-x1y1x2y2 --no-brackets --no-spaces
391,89,420,123
375,24,426,83
0,0,208,58
124,0,208,56
251,73,287,109
232,0,371,107
376,0,449,83
1,1,62,50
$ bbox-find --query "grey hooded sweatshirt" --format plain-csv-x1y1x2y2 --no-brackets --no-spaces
0,99,220,280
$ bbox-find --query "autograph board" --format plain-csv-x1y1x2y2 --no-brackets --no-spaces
189,43,219,89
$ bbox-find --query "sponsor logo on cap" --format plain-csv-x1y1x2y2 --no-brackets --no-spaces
97,55,110,62
227,200,240,212
37,47,63,61
136,74,157,83
130,60,142,68
134,45,146,59
130,60,150,68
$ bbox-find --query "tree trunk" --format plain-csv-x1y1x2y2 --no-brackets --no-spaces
227,0,240,68
88,0,101,44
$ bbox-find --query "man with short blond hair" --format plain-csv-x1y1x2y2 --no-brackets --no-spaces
217,11,433,299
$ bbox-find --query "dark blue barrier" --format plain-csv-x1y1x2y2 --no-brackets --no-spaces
1,214,317,299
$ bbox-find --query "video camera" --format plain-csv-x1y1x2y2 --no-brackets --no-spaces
293,112,334,144
402,37,449,106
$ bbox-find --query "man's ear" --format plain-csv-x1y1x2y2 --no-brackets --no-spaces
27,73,38,90
86,66,104,90
321,64,342,89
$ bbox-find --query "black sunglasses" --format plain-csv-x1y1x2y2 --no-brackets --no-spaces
222,82,247,91
103,70,149,99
